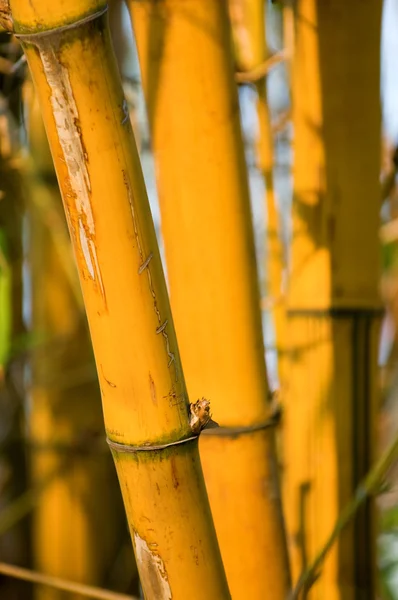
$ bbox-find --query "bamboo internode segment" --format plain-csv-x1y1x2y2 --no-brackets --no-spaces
287,0,381,312
13,2,230,598
128,1,290,597
15,0,190,452
129,0,268,432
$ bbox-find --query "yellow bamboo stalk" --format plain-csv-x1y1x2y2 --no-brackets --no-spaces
229,0,286,388
0,92,30,600
284,1,382,597
25,80,128,600
127,1,290,598
11,2,230,598
282,1,294,95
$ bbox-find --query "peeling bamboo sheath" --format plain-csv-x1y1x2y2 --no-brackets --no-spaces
127,1,290,598
11,2,230,598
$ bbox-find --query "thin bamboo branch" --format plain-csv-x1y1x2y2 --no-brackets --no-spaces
0,562,137,600
272,108,291,135
235,49,288,83
290,429,398,599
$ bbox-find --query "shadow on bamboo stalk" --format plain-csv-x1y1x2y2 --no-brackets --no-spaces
283,4,382,599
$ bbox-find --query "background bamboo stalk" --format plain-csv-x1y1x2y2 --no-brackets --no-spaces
11,2,230,598
291,425,398,599
127,1,290,597
228,0,287,388
282,0,294,97
0,77,30,600
283,1,382,597
24,80,129,600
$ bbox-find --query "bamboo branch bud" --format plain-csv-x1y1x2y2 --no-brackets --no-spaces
189,398,212,434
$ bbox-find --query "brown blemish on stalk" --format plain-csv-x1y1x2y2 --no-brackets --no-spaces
170,457,179,489
163,386,184,407
190,545,199,566
101,364,116,388
149,373,157,405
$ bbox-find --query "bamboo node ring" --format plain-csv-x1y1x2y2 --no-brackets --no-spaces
14,6,108,40
106,435,198,454
201,414,280,438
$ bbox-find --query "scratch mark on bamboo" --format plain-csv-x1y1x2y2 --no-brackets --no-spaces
79,219,95,279
139,252,154,274
38,42,106,303
164,386,185,408
101,364,117,388
134,531,172,600
122,170,177,380
156,320,168,334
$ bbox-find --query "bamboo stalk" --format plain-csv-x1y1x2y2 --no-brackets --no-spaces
228,0,287,388
0,89,30,600
126,1,290,597
10,2,230,598
283,1,382,597
282,0,294,96
25,85,128,599
291,427,398,599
